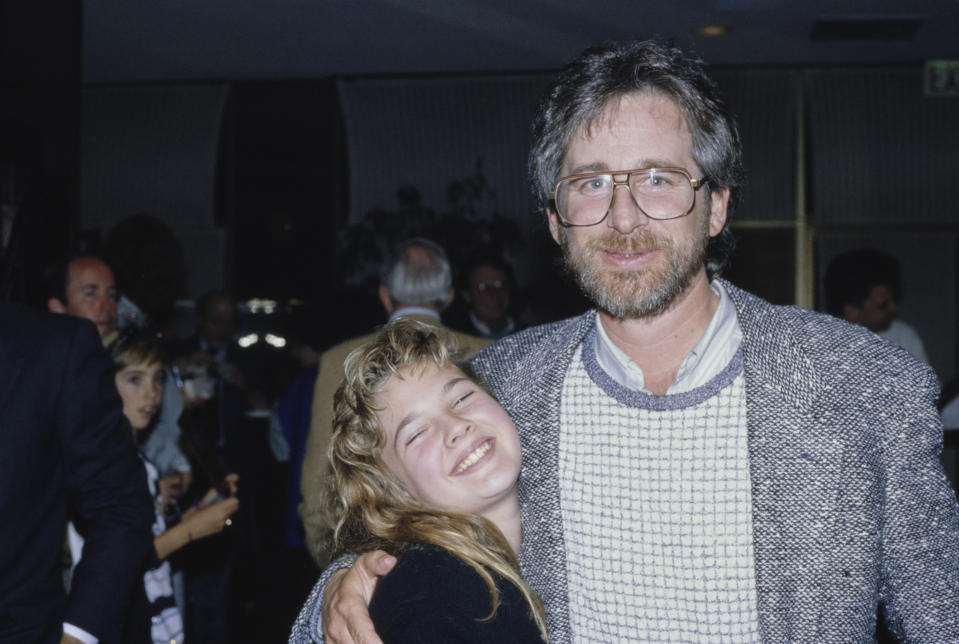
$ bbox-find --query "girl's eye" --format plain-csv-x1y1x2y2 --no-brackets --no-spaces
453,391,474,407
405,428,426,446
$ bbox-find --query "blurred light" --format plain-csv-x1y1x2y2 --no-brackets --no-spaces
265,333,287,349
238,333,259,348
696,25,731,37
243,298,278,314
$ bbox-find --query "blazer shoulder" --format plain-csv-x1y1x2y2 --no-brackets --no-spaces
470,312,593,396
474,313,589,366
725,280,936,391
0,300,97,357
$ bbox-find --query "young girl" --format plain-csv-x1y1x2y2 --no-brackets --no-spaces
108,329,240,643
296,319,546,642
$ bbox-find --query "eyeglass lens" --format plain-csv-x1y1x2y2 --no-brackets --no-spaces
556,169,696,225
474,280,505,292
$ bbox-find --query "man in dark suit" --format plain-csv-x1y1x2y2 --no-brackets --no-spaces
0,300,154,643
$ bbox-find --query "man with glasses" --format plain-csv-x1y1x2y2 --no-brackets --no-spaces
298,40,959,644
451,256,520,340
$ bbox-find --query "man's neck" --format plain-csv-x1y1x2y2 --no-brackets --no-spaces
598,271,719,396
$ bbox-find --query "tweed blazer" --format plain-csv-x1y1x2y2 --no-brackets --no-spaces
289,282,959,644
468,279,959,643
298,314,491,565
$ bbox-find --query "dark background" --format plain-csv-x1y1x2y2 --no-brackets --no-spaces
3,2,958,640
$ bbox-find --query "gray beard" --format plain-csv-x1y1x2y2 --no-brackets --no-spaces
561,220,709,320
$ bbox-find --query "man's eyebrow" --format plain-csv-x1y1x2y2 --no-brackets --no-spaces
568,159,681,175
568,162,608,174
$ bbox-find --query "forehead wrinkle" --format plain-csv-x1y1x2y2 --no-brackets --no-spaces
565,91,696,178
579,90,688,142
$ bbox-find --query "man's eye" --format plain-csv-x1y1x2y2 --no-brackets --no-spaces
638,173,666,187
581,176,610,193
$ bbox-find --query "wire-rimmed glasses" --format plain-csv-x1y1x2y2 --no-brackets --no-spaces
551,167,707,227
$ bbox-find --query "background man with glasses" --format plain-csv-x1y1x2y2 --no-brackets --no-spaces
296,40,959,644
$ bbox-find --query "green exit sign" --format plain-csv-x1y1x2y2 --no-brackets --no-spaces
925,60,959,96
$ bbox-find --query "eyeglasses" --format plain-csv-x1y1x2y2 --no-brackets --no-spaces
551,167,707,227
473,280,506,293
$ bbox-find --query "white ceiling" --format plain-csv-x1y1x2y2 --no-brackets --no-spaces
82,0,959,84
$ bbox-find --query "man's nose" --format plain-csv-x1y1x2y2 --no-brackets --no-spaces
606,184,650,234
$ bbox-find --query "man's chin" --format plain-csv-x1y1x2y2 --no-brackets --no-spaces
582,276,672,320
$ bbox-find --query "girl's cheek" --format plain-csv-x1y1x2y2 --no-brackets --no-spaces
412,443,440,472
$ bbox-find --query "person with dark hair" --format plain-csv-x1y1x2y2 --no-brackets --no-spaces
173,291,246,387
46,252,193,552
823,247,929,363
317,41,959,644
65,329,239,644
450,256,522,340
299,238,491,568
44,254,118,341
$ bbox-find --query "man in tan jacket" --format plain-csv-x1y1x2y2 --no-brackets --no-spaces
299,238,491,565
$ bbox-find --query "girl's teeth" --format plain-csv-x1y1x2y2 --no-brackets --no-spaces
456,441,491,473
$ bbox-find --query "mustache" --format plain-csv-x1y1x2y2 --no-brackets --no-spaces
582,230,671,254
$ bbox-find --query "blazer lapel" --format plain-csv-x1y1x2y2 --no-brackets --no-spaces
504,313,593,644
727,282,847,643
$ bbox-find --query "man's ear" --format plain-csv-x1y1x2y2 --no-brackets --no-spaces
443,288,455,311
708,187,730,238
377,285,394,316
47,297,67,314
547,208,562,245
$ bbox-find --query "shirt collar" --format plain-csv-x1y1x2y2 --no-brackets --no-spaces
388,306,441,323
594,280,742,395
468,311,515,339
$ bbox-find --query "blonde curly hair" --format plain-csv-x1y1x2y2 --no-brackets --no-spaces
327,318,547,639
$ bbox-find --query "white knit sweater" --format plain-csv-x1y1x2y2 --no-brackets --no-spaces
559,342,761,643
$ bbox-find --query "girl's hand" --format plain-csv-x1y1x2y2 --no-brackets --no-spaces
184,496,240,541
197,472,239,508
